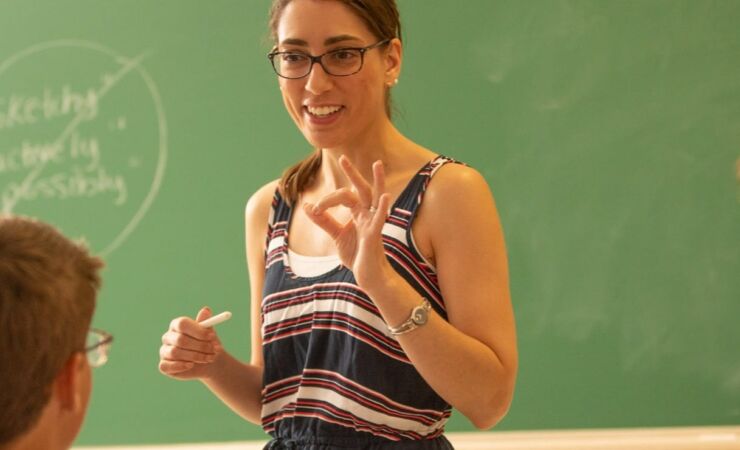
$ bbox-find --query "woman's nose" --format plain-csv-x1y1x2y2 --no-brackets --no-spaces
305,61,333,95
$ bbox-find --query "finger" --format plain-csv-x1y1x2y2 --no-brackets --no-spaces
304,202,345,240
371,160,386,208
169,316,212,341
371,193,392,233
339,156,373,207
313,187,361,214
161,330,215,354
159,344,215,364
159,359,195,375
195,306,212,322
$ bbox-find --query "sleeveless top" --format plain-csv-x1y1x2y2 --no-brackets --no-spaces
260,155,462,449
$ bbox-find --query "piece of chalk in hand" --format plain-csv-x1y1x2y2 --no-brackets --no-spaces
199,311,232,328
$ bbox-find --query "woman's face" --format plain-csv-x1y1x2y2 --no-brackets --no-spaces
275,0,399,149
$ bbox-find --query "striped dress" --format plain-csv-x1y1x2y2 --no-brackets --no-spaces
261,156,462,449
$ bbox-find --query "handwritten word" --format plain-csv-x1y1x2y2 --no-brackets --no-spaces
0,85,98,131
2,166,127,207
0,131,101,174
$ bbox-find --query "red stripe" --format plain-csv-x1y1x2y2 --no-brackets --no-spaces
313,312,398,347
262,384,299,403
263,325,312,344
264,406,407,441
263,314,313,334
311,324,410,363
383,240,445,311
265,290,378,315
263,374,301,392
295,400,420,440
386,215,408,227
301,378,439,425
383,234,436,277
263,315,406,360
264,282,372,304
304,369,447,417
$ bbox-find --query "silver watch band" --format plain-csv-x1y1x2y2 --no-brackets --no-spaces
388,298,431,336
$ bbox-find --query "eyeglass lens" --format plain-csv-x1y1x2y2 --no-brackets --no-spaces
273,48,364,79
86,329,112,368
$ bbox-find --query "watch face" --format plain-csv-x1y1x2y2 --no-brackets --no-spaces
411,306,428,325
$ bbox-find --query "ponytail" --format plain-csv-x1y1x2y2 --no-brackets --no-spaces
279,149,322,206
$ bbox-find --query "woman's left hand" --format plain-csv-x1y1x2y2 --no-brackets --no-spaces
303,155,392,286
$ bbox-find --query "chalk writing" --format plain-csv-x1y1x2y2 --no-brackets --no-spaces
1,131,101,174
0,39,167,255
0,85,98,130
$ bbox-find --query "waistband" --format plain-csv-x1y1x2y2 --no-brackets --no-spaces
263,434,453,450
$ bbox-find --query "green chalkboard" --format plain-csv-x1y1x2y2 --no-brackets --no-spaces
1,0,738,446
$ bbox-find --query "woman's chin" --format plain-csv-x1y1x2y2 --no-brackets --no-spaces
302,131,346,151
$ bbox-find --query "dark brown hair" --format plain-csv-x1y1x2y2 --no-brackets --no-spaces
268,0,402,205
0,215,103,444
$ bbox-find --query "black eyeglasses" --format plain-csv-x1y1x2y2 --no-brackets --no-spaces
85,328,113,368
268,39,391,79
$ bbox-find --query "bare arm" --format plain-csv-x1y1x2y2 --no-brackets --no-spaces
158,180,278,425
369,165,517,429
307,160,517,429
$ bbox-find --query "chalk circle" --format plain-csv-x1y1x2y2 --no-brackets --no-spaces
0,40,167,256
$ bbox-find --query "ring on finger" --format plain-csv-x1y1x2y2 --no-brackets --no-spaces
368,206,377,214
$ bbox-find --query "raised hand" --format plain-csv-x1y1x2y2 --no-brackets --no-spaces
303,155,392,286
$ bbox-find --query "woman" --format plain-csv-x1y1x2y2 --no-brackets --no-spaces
158,0,517,448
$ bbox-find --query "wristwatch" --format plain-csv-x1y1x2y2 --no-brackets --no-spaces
388,298,431,336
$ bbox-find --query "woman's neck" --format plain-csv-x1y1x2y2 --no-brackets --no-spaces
318,121,412,190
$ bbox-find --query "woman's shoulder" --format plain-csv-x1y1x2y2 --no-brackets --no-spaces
245,179,280,222
421,158,497,227
410,156,498,266
428,157,492,199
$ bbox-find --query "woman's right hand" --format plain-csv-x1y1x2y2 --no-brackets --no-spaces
159,306,223,380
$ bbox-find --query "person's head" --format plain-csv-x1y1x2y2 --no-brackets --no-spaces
268,0,403,203
0,215,106,450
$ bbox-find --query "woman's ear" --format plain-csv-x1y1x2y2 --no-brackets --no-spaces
384,38,403,86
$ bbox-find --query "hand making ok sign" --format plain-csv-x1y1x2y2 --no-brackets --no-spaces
302,155,393,287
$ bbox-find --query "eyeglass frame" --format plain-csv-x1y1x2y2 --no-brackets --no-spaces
267,38,392,79
84,328,113,368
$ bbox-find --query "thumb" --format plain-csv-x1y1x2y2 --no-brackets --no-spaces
304,202,344,240
196,306,212,323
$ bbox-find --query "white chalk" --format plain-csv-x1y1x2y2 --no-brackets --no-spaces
198,311,232,328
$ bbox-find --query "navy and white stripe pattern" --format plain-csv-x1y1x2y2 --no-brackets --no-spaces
260,156,461,446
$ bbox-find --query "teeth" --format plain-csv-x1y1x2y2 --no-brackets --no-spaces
307,105,342,116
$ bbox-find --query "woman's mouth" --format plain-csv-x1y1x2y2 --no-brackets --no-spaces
304,105,344,124
306,105,343,117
